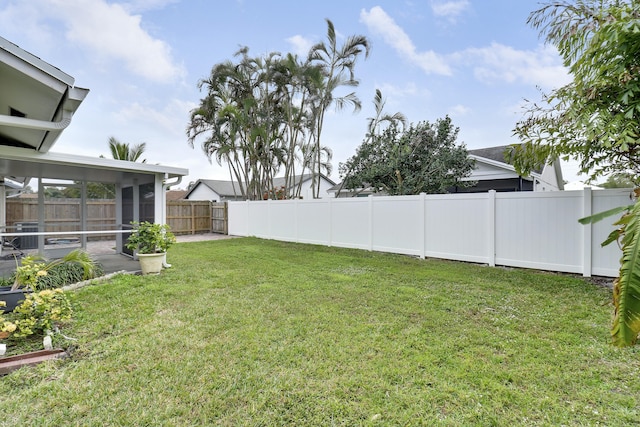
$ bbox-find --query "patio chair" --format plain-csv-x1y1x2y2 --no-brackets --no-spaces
1,236,25,259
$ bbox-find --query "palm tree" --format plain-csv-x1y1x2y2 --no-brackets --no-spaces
337,89,406,197
307,19,370,197
108,137,147,163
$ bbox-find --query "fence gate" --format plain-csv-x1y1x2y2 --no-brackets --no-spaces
211,202,228,234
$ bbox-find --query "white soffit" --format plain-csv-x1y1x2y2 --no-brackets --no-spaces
0,146,188,184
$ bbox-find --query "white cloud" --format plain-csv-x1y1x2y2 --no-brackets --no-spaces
114,98,196,137
122,0,178,13
376,82,428,99
461,42,570,89
286,35,313,57
430,0,470,22
0,2,55,48
448,104,470,116
360,6,451,76
46,0,184,83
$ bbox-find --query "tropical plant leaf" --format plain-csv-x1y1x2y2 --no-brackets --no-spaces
578,204,633,225
601,229,622,248
611,200,640,347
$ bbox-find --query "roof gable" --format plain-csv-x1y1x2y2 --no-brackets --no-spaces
0,36,89,155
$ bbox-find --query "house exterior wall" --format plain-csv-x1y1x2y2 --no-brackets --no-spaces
298,177,335,199
467,161,520,181
186,185,221,201
534,163,562,191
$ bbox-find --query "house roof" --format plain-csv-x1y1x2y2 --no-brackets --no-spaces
188,179,244,198
468,145,519,163
186,174,336,199
468,145,546,175
0,36,187,187
0,36,89,155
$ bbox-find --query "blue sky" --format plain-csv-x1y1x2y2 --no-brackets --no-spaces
0,0,581,187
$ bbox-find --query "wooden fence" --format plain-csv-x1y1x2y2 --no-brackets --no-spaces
5,198,228,239
211,202,228,234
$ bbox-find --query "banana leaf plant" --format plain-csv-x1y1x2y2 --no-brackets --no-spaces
579,189,640,346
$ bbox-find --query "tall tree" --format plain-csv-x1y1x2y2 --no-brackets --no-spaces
187,19,370,199
339,116,474,196
337,89,406,197
600,173,637,189
513,1,640,346
512,0,640,183
307,19,370,197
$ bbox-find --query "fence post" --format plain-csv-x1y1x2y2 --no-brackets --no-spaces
294,198,299,243
223,201,228,235
369,195,376,251
488,190,496,267
191,202,195,235
420,193,426,259
328,197,333,247
582,187,592,277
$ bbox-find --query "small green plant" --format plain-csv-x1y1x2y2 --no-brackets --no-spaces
0,301,17,339
11,249,101,291
126,221,176,254
37,262,105,291
10,289,73,338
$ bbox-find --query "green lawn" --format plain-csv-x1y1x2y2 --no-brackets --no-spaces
1,237,638,426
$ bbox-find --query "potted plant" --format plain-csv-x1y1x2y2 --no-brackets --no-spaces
125,221,176,275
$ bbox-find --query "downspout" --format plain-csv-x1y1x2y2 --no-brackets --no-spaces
161,175,182,269
161,174,183,225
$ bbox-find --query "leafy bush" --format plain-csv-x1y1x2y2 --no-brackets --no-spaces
10,289,73,338
0,276,12,287
10,250,104,291
35,262,104,290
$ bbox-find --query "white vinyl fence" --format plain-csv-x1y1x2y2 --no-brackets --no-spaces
228,188,633,277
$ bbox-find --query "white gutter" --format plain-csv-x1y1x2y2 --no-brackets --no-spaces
0,114,71,131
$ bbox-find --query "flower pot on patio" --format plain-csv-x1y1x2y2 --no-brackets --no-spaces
125,222,176,275
137,253,165,275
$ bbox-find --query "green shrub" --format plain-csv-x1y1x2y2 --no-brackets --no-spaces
11,289,73,338
35,262,105,290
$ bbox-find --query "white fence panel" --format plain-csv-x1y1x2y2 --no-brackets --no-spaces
372,196,422,256
228,201,248,236
330,198,371,250
246,202,270,238
495,191,584,273
591,189,633,276
424,194,491,264
296,199,331,245
266,200,297,242
227,189,629,277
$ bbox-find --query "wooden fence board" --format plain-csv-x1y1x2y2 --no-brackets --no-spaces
5,199,227,238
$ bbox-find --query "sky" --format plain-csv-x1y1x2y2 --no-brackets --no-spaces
0,0,582,188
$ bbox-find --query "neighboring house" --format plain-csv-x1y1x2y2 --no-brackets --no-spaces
329,145,564,197
327,182,378,198
0,36,187,256
452,145,564,193
185,174,336,201
186,180,244,202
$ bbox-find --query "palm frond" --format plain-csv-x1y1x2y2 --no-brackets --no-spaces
611,198,640,346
